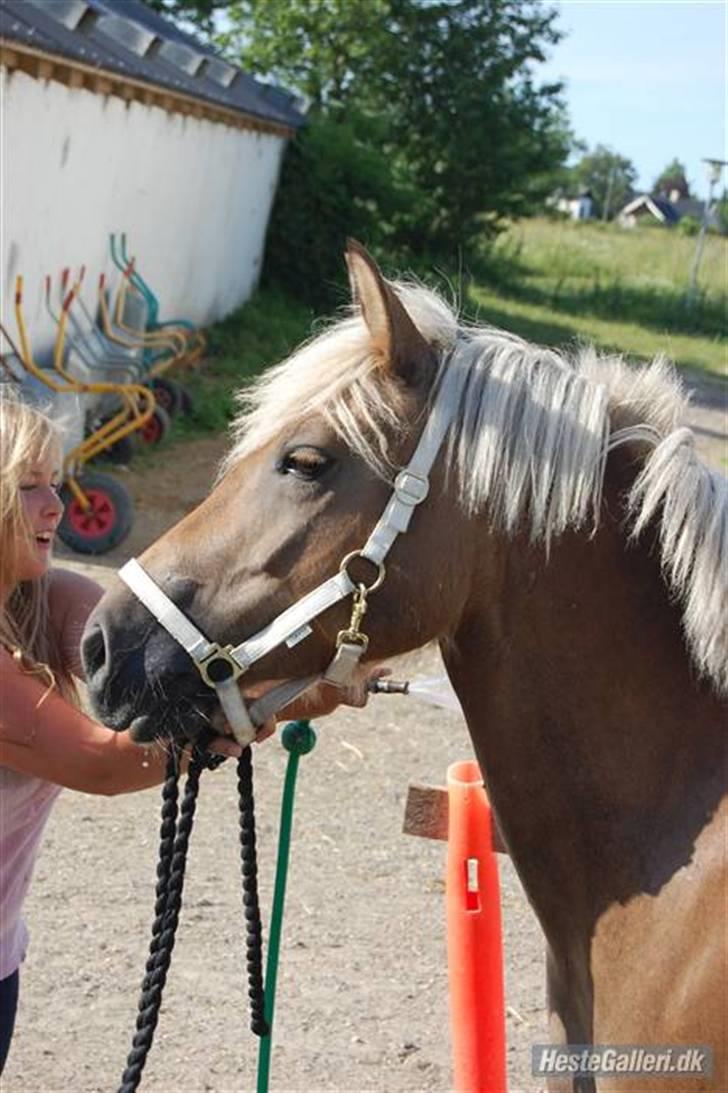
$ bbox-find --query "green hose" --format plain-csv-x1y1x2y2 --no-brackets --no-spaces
257,720,317,1093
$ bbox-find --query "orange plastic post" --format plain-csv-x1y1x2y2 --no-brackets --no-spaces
446,759,507,1093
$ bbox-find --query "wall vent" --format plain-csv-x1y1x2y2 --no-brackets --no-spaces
24,0,89,32
94,13,156,57
201,57,237,88
156,38,204,76
261,85,297,111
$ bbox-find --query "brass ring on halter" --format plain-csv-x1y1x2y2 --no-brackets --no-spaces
339,551,386,593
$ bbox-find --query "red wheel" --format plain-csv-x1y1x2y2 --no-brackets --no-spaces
138,405,172,446
149,376,183,417
58,473,133,555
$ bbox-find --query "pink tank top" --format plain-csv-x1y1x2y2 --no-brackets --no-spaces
0,765,61,979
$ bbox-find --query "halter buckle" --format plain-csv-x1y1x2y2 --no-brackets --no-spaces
197,643,245,688
393,469,429,505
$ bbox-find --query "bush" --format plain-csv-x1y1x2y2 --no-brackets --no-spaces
677,215,701,237
262,112,427,310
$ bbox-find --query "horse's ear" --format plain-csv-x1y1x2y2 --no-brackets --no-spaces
345,239,434,385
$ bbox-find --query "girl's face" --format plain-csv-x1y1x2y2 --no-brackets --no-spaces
16,448,64,582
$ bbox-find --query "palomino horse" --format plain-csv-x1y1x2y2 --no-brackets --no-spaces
84,242,726,1091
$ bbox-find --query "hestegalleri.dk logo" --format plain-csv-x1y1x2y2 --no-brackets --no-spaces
532,1045,713,1078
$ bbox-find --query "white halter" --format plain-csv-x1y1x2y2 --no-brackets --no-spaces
119,377,455,746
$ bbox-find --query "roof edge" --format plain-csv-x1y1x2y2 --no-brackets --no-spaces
0,38,296,137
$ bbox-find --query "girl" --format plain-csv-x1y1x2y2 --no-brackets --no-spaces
0,393,380,1073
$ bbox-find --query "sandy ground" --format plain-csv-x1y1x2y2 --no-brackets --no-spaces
3,368,725,1093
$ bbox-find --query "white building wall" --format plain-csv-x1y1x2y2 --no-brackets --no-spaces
1,66,288,357
555,196,593,221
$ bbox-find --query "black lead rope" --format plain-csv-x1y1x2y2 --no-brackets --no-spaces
118,744,267,1093
238,747,269,1037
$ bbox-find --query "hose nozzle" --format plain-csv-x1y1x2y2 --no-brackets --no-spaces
368,678,410,695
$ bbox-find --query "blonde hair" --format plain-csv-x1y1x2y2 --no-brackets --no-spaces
0,391,77,703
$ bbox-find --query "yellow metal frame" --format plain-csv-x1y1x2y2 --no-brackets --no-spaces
97,274,189,378
114,260,207,364
14,275,156,507
113,273,188,351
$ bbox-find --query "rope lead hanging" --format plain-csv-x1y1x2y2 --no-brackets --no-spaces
117,742,267,1093
118,747,205,1093
117,723,316,1093
238,746,268,1036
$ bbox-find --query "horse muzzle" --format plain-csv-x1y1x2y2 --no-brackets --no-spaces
82,605,218,742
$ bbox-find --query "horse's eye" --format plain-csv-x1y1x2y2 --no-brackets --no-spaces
278,446,332,482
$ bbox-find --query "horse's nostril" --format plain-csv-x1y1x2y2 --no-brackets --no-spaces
82,623,107,681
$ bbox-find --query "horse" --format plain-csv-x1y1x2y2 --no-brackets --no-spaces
83,241,727,1091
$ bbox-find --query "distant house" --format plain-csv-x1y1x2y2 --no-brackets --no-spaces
618,192,721,231
673,196,719,225
618,195,680,228
553,190,594,221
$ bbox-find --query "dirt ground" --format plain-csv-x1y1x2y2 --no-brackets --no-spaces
3,369,725,1093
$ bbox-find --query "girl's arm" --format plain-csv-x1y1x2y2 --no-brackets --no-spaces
0,648,240,795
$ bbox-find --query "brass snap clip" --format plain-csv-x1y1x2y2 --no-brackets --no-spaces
336,552,386,652
336,583,371,651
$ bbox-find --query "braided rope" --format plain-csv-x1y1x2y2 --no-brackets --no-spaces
117,743,269,1091
141,750,180,991
237,747,268,1036
118,752,203,1093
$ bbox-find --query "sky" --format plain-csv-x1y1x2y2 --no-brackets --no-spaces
540,0,727,196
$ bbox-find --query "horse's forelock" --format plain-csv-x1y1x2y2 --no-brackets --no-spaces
221,281,457,481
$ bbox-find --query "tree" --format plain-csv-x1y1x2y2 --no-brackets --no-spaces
218,0,573,263
360,0,572,250
574,145,638,220
145,0,224,38
217,0,392,111
652,159,691,199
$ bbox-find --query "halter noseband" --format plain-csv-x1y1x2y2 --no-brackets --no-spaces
119,377,455,745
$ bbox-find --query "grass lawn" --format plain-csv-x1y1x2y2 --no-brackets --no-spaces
471,218,726,376
469,285,726,376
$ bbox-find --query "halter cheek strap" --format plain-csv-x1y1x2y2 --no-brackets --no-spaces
119,374,456,746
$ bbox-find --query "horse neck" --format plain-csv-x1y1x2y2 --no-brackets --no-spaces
442,447,725,946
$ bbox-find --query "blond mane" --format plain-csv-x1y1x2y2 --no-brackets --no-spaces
225,281,727,695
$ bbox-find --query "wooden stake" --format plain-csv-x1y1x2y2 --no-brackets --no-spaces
403,782,507,853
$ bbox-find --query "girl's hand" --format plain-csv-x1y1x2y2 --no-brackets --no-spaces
214,666,392,751
206,734,244,759
276,664,391,722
